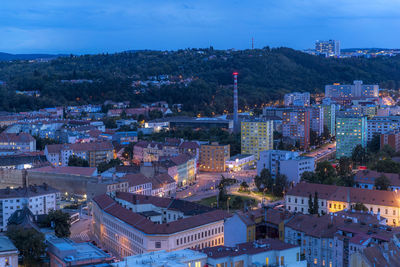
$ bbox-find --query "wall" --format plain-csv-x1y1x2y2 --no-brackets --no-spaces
0,169,25,188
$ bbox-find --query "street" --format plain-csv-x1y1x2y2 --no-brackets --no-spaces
305,142,336,162
70,213,92,243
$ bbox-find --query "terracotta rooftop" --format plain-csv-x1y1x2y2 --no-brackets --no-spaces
92,193,229,235
287,182,400,208
0,133,35,143
170,154,194,166
46,141,113,153
179,141,200,150
124,173,152,187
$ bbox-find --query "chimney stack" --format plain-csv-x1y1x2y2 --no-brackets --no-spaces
233,72,239,133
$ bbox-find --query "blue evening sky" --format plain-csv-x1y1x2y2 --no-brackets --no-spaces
1,0,399,54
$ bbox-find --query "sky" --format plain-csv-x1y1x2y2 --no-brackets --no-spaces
1,0,400,54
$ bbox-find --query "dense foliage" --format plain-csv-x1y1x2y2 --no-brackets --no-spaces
1,48,400,113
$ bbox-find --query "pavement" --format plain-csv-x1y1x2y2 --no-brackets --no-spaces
70,214,92,243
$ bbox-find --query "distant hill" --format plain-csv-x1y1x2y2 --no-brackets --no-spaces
0,52,65,61
0,47,399,114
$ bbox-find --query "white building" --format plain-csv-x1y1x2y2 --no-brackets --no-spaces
325,80,379,99
315,40,340,57
202,239,307,267
0,184,60,231
367,116,400,141
0,133,36,152
91,192,229,259
112,249,207,267
284,92,310,107
225,154,255,172
257,150,314,183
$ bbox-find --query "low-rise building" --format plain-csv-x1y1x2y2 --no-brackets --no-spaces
285,182,400,226
354,169,400,191
199,142,230,172
226,154,255,172
201,239,307,267
0,184,60,231
112,249,207,267
224,212,256,247
44,141,114,167
0,236,18,267
91,192,229,258
0,133,36,152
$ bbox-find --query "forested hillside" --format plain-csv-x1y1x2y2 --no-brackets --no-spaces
0,47,399,114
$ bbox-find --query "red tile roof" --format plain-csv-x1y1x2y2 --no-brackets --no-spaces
179,141,200,150
170,154,193,166
46,141,113,153
287,182,400,208
92,193,229,235
0,133,35,143
124,173,152,187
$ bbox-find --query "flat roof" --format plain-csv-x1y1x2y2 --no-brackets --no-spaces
0,236,18,253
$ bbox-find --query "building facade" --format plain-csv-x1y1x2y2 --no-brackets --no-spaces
284,92,310,107
315,40,340,57
325,80,379,100
336,115,367,158
380,132,400,152
367,116,400,141
282,110,310,150
199,142,230,172
241,120,274,159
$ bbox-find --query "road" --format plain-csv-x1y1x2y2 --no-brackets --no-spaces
305,142,336,162
70,214,92,243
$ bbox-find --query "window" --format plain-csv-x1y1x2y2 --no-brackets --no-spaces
155,241,161,248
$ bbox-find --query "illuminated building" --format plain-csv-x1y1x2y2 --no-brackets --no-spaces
336,114,367,158
241,119,273,160
199,142,230,172
315,39,340,57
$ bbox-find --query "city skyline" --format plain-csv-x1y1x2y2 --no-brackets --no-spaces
1,0,400,54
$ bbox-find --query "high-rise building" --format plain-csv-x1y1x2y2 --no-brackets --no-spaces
367,116,400,142
336,114,367,158
325,80,379,100
320,103,337,136
233,72,239,133
284,92,310,106
282,109,310,150
308,106,324,136
315,40,340,57
241,119,274,159
199,142,230,172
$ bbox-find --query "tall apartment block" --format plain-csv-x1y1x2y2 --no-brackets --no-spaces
284,92,310,106
320,103,337,136
336,114,367,159
199,142,230,172
367,116,400,141
241,119,273,159
325,80,379,100
315,40,340,57
308,106,324,136
282,110,310,150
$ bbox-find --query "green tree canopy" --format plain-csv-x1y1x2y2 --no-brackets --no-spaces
374,175,391,191
68,155,89,167
46,210,71,238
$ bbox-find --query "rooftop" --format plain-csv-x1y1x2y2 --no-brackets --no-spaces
0,236,18,253
29,166,97,177
0,184,59,199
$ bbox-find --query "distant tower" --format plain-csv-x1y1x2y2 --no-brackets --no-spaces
233,72,239,133
252,37,254,50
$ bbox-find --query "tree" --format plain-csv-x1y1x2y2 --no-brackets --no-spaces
97,158,123,173
46,210,71,238
373,159,400,173
367,134,381,153
352,145,368,165
337,157,352,177
239,181,249,192
254,169,273,192
313,192,319,215
68,155,89,167
337,175,355,187
315,161,337,184
308,194,313,214
374,175,391,191
301,171,319,184
273,174,288,197
352,202,368,212
35,135,60,151
6,225,46,265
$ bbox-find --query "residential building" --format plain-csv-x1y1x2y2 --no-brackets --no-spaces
133,141,163,163
112,249,207,267
284,92,310,106
308,106,324,136
170,154,196,186
0,184,60,231
201,239,306,267
257,150,314,183
44,141,114,167
282,109,310,150
0,236,18,267
285,182,400,226
46,234,112,267
354,169,400,191
350,241,400,267
321,103,337,136
336,114,367,158
91,192,229,258
241,119,274,159
112,131,138,144
325,80,379,100
125,173,153,196
199,142,230,172
315,40,340,57
0,133,36,152
225,154,255,172
380,132,400,152
367,116,400,141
